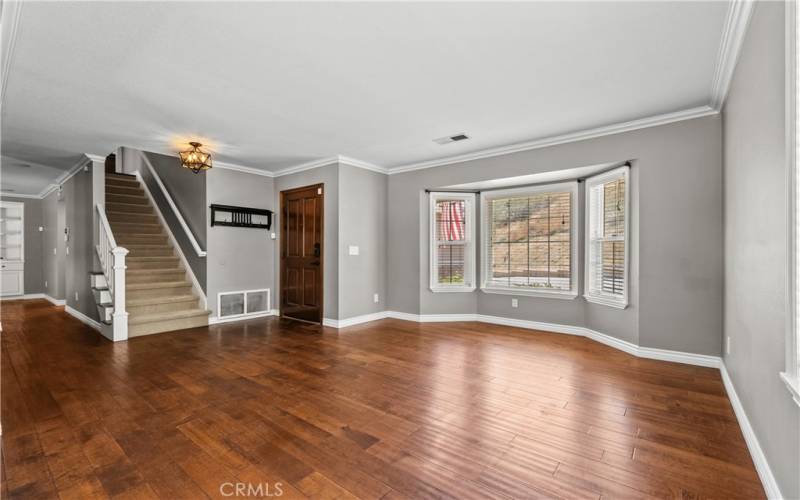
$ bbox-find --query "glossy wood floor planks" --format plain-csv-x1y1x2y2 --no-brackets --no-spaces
0,299,765,499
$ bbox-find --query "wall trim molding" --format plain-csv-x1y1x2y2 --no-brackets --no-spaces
0,191,40,199
720,364,784,500
208,309,277,325
1,0,23,109
388,106,717,174
710,0,756,110
64,305,102,332
43,294,66,306
215,160,276,178
322,311,390,328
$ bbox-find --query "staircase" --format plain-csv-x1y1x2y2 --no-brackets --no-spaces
96,173,210,337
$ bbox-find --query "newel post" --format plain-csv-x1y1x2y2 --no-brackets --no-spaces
112,246,129,341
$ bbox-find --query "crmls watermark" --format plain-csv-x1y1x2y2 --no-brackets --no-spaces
219,482,284,497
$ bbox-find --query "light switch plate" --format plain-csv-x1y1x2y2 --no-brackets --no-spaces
511,298,518,308
373,293,380,303
348,245,359,256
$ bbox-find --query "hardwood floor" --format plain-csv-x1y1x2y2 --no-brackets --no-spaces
1,299,764,499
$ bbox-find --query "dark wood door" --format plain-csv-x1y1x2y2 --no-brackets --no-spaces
280,184,324,323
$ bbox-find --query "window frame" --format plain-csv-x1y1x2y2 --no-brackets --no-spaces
479,181,579,299
429,192,476,293
783,0,800,406
584,165,630,309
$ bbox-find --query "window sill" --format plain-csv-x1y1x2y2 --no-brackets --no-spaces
480,287,578,300
584,294,628,309
779,372,800,407
430,286,476,293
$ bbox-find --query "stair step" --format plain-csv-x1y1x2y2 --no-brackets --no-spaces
107,173,138,181
106,193,149,205
107,212,159,224
116,234,169,245
123,245,174,257
106,202,153,214
128,309,210,337
127,270,186,284
106,185,144,196
127,294,199,315
109,222,163,235
127,281,193,300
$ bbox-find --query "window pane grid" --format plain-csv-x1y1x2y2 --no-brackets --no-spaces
432,195,473,289
587,172,627,301
488,191,572,291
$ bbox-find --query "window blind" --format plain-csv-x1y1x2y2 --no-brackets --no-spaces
586,166,629,306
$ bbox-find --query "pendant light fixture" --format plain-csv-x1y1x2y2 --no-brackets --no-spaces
179,142,212,173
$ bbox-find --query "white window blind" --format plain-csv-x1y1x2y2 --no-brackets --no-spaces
481,182,578,298
429,193,476,292
585,166,629,308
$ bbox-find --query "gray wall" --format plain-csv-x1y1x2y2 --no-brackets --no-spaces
41,190,66,299
0,195,44,295
388,114,722,354
338,164,388,318
62,166,98,320
722,2,799,498
121,147,207,291
206,168,275,318
274,164,340,320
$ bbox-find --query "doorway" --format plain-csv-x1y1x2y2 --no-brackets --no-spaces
280,184,324,324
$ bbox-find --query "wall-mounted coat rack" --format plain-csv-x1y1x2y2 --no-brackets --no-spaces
210,204,272,230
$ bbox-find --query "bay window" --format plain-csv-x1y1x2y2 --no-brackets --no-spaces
480,182,578,298
429,192,476,292
584,166,630,308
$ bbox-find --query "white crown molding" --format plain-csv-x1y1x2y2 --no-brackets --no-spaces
84,153,105,163
720,364,784,500
0,191,40,199
710,0,755,111
214,160,275,178
272,156,341,177
1,0,23,108
337,155,389,175
388,105,717,174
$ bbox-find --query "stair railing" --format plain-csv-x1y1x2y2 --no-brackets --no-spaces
96,203,129,339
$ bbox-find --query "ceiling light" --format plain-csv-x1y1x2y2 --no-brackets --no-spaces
179,142,212,174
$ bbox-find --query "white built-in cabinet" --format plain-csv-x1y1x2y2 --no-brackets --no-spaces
0,201,24,296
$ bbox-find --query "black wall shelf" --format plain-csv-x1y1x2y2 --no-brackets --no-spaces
210,204,273,230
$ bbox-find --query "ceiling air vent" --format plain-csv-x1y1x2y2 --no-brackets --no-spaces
433,133,470,145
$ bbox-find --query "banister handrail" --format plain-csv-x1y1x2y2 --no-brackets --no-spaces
139,151,207,257
96,203,118,248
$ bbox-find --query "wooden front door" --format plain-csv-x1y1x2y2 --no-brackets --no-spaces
280,184,324,323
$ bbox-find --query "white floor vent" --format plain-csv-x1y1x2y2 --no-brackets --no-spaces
218,288,271,320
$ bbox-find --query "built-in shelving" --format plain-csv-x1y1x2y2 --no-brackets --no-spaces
0,201,25,296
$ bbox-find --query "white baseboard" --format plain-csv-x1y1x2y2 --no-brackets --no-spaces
1,293,67,306
43,294,66,306
323,311,389,328
65,305,102,332
720,364,783,500
208,310,277,325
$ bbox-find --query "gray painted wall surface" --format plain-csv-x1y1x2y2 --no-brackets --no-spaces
63,167,98,320
722,3,799,498
274,165,340,320
338,165,387,318
41,191,66,299
206,168,275,318
0,196,44,295
143,151,207,248
121,147,207,290
389,115,722,354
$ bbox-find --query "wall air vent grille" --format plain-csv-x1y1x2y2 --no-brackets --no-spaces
433,133,470,145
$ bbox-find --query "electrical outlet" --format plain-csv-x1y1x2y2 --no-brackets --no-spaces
74,291,79,302
66,246,70,256
511,298,518,308
726,336,731,355
348,245,359,256
373,293,380,303
45,280,48,289
53,247,57,255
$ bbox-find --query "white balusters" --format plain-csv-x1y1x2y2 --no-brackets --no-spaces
96,204,128,340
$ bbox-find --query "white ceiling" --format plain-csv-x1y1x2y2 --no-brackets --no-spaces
2,1,730,194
